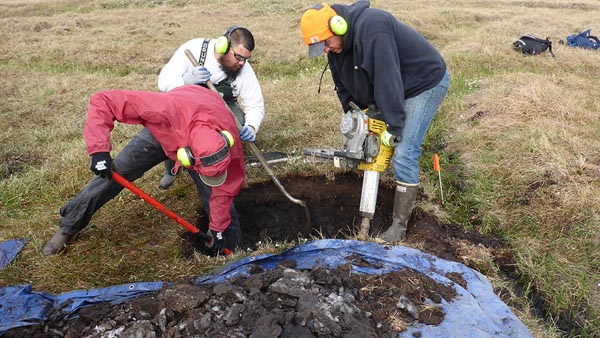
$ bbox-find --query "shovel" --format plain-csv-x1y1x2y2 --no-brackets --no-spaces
112,172,232,256
183,49,311,228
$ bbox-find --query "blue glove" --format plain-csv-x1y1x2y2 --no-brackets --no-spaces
239,125,256,142
381,130,399,147
182,66,211,85
90,152,113,178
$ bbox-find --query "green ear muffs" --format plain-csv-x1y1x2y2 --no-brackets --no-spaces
177,147,194,168
215,25,242,54
177,130,235,168
214,36,229,54
329,15,348,36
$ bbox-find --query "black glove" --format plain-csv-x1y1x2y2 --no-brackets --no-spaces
90,152,113,178
205,229,225,255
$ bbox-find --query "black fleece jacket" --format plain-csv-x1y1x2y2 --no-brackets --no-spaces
328,1,447,137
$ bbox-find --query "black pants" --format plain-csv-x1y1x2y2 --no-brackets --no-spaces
58,127,242,249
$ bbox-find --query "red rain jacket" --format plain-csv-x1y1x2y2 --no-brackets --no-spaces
83,85,244,232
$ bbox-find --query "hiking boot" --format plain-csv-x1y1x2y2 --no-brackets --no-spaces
160,159,177,189
159,173,176,189
379,182,419,243
42,229,76,256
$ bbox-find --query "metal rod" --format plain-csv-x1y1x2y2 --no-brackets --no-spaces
437,171,444,205
433,154,444,205
246,155,301,167
184,49,311,226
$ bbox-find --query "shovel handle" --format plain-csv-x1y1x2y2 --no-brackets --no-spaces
112,172,232,256
184,49,240,128
183,49,307,208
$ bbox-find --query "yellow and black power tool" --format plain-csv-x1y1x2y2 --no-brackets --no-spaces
304,102,395,236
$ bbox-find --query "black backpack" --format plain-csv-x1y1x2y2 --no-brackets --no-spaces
513,34,555,57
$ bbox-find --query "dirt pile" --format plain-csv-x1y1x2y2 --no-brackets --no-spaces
4,257,461,338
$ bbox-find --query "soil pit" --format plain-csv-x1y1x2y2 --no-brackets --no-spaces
3,172,511,338
194,172,507,264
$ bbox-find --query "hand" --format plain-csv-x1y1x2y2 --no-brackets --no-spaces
182,66,211,85
90,152,113,178
381,130,399,147
239,125,256,142
205,229,225,254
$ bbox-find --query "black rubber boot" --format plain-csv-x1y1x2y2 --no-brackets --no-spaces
42,229,76,256
379,182,419,243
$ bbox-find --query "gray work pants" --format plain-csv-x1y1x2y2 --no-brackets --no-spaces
58,127,242,249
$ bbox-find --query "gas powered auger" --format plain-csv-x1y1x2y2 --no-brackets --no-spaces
304,102,394,236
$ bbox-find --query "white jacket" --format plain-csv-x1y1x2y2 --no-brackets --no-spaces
157,38,265,132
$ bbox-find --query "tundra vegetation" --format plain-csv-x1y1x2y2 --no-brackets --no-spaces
0,0,598,337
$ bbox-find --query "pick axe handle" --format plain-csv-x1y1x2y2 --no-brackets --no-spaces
112,172,232,256
183,49,307,208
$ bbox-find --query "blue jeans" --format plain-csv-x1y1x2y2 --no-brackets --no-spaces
393,71,450,184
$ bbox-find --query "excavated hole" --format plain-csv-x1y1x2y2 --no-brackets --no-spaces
183,172,395,256
186,171,506,265
236,171,395,244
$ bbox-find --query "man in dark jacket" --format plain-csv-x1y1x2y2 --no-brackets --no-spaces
301,1,450,242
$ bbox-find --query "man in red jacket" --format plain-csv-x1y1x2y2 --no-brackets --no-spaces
42,84,245,256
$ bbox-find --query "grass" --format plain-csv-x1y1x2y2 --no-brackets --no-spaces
1,0,600,336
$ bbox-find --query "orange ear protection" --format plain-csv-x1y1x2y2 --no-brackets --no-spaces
177,130,235,168
215,26,242,54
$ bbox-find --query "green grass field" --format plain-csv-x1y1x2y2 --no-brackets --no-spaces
1,0,599,336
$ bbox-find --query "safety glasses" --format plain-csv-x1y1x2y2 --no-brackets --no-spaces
231,48,251,62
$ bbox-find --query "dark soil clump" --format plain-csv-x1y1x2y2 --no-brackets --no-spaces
4,258,457,338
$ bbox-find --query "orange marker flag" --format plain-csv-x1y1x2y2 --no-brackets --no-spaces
433,154,444,204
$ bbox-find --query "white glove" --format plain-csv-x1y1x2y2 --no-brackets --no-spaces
182,66,211,85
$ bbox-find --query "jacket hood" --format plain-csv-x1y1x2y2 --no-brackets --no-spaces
188,126,231,178
331,1,370,55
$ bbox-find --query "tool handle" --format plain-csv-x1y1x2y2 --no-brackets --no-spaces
184,48,242,130
183,49,307,207
112,172,232,255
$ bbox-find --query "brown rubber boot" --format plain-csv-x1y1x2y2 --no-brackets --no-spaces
42,229,76,256
379,182,419,243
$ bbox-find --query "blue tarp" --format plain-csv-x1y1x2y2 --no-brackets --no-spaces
0,239,27,270
0,239,532,337
0,282,165,334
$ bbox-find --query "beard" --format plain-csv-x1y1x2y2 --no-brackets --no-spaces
221,64,241,78
225,68,240,79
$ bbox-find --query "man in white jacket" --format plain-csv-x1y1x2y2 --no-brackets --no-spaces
157,26,265,189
